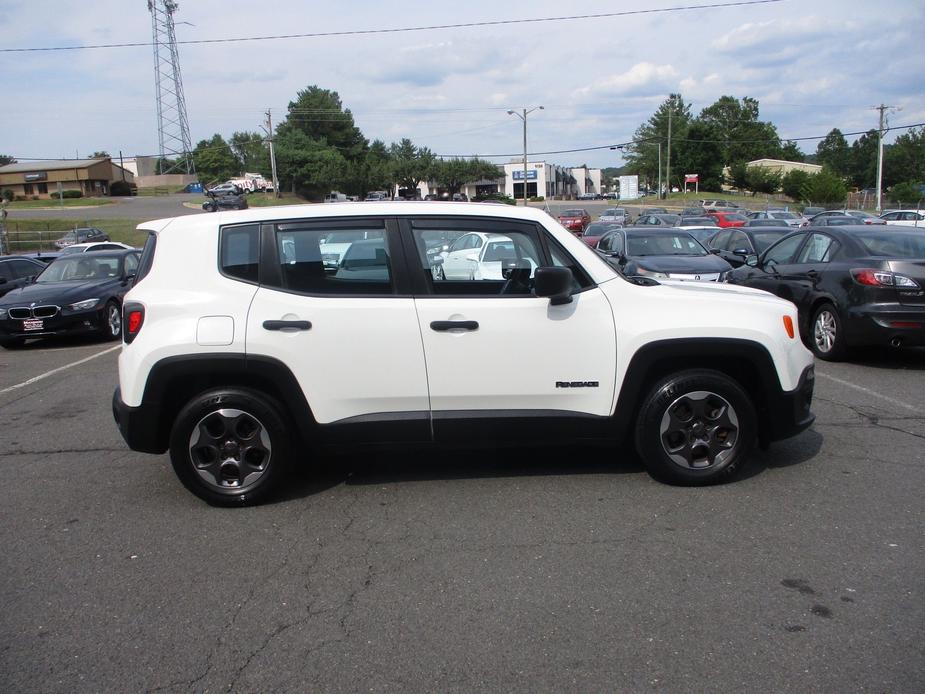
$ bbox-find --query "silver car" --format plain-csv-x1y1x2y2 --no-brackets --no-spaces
599,207,629,224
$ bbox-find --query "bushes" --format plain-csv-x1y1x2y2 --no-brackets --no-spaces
51,190,83,199
109,180,136,196
1,189,12,202
888,181,925,205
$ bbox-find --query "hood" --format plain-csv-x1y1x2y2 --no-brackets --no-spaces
628,254,731,274
0,279,115,307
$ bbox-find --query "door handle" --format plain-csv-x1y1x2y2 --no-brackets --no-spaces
263,320,312,331
430,320,479,332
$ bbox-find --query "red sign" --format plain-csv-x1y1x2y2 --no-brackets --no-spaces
684,174,699,183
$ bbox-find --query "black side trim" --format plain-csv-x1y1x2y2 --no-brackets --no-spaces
318,411,431,444
432,409,612,443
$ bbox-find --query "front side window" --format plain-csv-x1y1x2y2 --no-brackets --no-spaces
220,224,259,283
763,233,805,266
275,225,392,295
411,224,541,296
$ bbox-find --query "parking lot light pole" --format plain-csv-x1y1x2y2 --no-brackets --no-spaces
508,106,543,205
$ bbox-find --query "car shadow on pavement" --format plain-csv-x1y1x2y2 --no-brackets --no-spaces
276,443,645,500
9,334,119,351
738,428,824,481
847,346,925,371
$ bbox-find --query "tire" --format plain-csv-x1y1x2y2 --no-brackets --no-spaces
169,388,292,506
0,337,25,349
635,369,756,485
99,300,122,341
810,302,847,361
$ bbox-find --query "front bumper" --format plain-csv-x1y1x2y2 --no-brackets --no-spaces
762,364,815,444
0,307,107,340
112,387,168,454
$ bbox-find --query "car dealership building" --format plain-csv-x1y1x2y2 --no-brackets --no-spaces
0,158,135,199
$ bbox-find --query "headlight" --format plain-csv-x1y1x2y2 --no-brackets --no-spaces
67,298,100,311
636,267,670,279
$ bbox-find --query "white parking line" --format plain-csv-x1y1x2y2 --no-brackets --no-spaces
816,372,920,413
0,345,121,396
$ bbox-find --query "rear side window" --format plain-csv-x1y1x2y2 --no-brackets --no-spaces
220,224,260,283
134,233,157,285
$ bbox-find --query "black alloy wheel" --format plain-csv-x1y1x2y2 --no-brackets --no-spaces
169,388,292,506
635,369,756,485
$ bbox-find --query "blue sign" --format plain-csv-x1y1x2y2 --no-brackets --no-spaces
512,169,538,180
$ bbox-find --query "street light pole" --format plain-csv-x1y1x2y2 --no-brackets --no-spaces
508,106,543,205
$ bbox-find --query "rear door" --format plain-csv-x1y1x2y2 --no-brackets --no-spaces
403,216,617,440
245,217,430,432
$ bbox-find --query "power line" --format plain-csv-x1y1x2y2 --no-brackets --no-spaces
0,1,785,52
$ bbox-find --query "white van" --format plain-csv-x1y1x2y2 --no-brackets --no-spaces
323,192,348,203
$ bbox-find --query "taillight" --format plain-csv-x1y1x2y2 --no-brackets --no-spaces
851,269,920,288
123,302,145,343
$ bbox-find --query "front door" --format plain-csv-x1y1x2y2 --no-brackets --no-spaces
403,217,617,438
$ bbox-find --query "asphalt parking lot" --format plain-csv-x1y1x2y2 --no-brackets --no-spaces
1,339,923,692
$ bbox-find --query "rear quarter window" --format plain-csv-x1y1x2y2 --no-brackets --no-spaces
220,224,260,283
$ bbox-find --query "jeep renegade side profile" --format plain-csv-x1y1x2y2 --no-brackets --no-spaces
113,202,815,506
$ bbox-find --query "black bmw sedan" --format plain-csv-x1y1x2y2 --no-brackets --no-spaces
0,250,140,348
596,228,732,282
726,226,925,360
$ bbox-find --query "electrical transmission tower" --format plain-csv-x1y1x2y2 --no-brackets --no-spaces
148,0,194,174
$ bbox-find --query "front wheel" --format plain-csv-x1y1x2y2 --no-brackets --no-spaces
635,370,756,485
810,302,847,361
99,301,121,341
169,388,292,506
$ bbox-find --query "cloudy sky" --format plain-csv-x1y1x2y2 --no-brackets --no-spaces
2,0,923,169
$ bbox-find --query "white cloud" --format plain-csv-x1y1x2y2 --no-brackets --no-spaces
573,63,679,99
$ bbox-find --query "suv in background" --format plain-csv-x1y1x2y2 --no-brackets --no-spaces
113,204,815,507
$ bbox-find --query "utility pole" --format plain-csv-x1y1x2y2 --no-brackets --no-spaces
874,103,894,213
263,109,280,198
665,96,674,200
507,106,544,205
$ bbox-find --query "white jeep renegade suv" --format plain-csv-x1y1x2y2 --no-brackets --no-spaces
113,202,815,506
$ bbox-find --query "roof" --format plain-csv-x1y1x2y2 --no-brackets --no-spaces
0,159,108,174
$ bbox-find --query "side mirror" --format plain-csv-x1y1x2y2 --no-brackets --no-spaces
431,255,444,266
745,255,759,267
733,248,750,256
533,266,573,305
709,248,721,255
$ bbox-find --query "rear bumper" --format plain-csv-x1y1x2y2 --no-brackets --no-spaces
762,364,815,444
112,387,167,454
845,305,925,347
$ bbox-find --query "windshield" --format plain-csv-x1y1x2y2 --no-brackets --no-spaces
584,224,610,236
36,255,122,282
770,212,798,219
603,209,625,216
856,231,925,257
626,233,707,256
725,214,748,222
680,217,716,226
561,209,585,217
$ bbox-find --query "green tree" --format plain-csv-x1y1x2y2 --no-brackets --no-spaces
625,94,692,191
888,181,925,205
389,139,436,192
800,169,848,205
815,129,850,177
697,95,782,165
279,85,368,163
781,169,811,200
725,161,750,192
883,127,925,188
192,134,240,184
229,131,269,174
780,141,804,162
432,158,503,193
849,130,878,189
90,151,110,158
746,166,783,195
275,129,349,198
672,121,724,191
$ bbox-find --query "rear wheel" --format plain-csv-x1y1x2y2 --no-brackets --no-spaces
635,370,756,485
169,388,292,506
810,302,848,361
